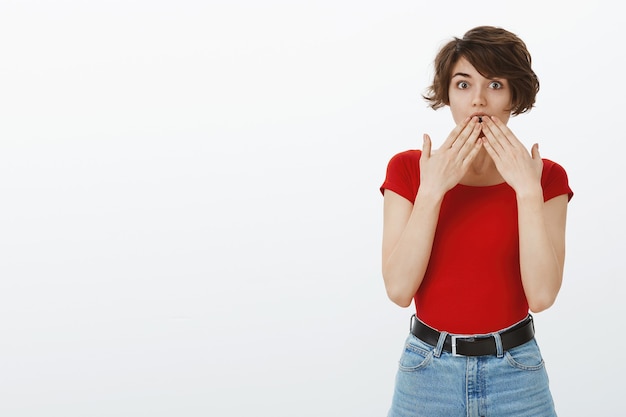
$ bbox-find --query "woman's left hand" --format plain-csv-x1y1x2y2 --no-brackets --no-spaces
480,115,543,195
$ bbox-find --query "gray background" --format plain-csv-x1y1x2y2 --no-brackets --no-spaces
0,0,622,415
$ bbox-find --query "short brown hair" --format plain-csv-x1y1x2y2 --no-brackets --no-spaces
423,26,539,116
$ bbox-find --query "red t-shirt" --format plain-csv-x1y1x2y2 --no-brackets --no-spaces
380,150,573,334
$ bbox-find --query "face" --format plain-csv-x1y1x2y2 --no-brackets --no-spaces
448,56,512,129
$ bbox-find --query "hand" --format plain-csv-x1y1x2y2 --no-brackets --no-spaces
480,116,543,195
419,116,483,196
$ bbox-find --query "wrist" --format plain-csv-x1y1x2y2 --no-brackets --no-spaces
515,184,543,202
415,185,446,206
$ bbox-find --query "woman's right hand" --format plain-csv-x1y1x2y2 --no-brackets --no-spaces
419,116,483,197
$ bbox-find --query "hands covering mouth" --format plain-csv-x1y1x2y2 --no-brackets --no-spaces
420,114,543,196
470,113,487,123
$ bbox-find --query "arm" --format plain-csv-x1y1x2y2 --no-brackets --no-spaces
516,192,568,312
382,189,443,307
481,116,569,312
382,117,483,307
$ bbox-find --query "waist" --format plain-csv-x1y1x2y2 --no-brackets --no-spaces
410,314,535,357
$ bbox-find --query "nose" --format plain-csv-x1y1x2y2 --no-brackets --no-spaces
472,89,486,107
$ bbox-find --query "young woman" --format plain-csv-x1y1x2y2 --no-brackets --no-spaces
380,26,573,417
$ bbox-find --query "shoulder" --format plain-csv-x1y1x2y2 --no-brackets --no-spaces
385,149,423,177
541,158,567,173
381,149,422,202
388,149,422,163
541,158,569,183
385,149,422,172
541,158,574,202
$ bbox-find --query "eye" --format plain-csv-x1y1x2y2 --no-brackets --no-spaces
489,81,503,89
457,81,469,89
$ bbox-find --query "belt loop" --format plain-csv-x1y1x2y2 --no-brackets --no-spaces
493,332,504,358
434,330,448,358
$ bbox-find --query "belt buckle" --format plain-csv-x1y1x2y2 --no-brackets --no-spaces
450,334,474,357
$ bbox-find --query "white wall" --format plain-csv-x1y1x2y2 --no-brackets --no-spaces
0,1,622,416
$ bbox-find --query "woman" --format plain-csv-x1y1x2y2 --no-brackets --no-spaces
380,26,573,417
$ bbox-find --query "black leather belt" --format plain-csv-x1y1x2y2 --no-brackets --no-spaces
410,315,535,357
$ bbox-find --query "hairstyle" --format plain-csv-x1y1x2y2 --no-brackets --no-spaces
423,26,540,116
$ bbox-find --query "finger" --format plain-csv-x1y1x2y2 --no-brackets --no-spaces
481,122,506,155
461,137,484,167
442,117,472,149
456,122,482,160
452,117,482,150
422,134,432,158
481,134,501,160
451,117,481,151
531,143,540,160
486,116,522,148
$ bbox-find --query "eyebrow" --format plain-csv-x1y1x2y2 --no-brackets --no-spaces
452,72,506,82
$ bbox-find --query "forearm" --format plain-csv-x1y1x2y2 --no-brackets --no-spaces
382,190,443,307
516,188,563,312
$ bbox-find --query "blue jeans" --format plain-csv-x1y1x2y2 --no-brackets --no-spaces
388,321,556,417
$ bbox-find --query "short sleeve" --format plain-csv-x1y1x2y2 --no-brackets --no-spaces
380,150,421,203
541,159,574,202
